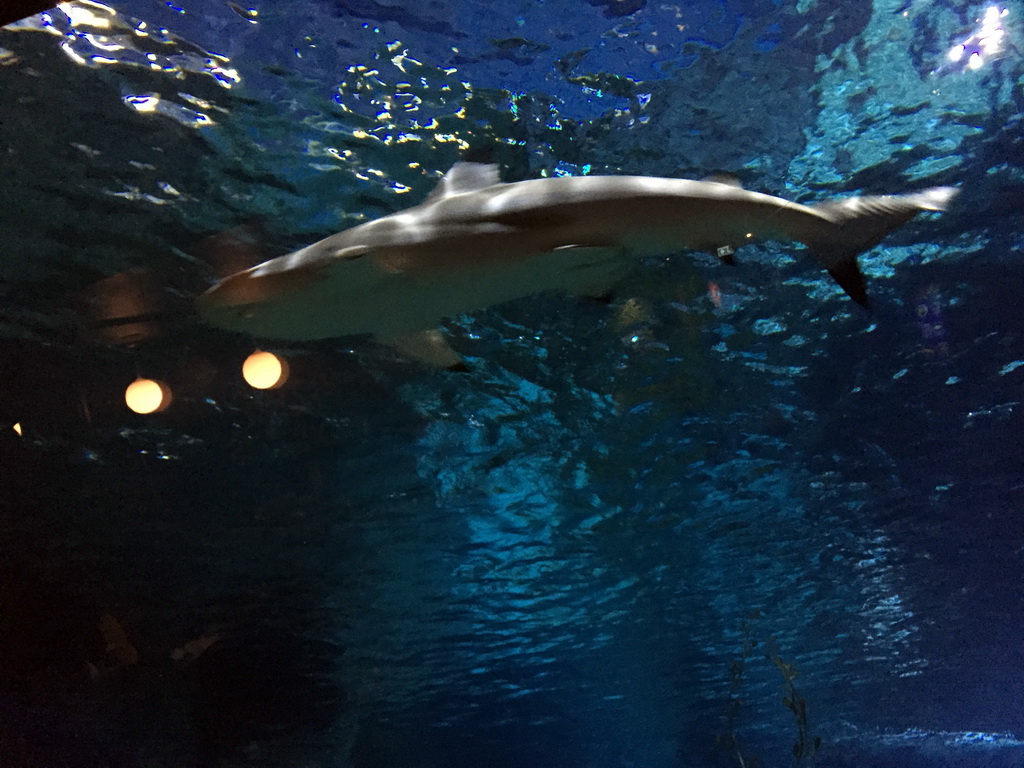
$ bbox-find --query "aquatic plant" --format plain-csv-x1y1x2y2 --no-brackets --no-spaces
766,635,821,765
717,610,762,768
719,615,822,767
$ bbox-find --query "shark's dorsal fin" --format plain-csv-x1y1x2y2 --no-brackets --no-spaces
424,162,502,204
701,173,743,188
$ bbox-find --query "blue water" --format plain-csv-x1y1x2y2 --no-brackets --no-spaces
1,1,1023,767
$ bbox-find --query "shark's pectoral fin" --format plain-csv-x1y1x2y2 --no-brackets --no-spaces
381,329,466,370
555,243,616,252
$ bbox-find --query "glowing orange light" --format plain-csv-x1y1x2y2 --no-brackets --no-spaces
12,422,22,436
242,350,289,390
125,378,172,414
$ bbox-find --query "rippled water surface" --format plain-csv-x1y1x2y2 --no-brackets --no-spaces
1,1,1023,767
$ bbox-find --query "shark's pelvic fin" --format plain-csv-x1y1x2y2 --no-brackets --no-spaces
424,162,502,204
382,328,465,369
806,186,958,307
558,246,631,298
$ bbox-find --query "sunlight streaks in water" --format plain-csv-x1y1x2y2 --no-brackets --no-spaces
122,92,214,126
11,1,240,87
332,51,476,153
945,5,1009,72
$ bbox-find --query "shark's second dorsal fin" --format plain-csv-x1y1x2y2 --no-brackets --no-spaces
424,162,502,204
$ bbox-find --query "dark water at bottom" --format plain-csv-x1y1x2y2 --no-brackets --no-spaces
3,296,1023,767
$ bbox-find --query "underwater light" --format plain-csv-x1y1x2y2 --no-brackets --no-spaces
125,378,172,414
242,350,289,390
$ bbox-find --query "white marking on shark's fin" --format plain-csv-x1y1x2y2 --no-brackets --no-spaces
424,162,502,204
701,173,743,188
382,328,466,369
331,244,372,260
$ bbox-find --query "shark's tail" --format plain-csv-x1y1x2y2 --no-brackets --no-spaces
804,186,958,307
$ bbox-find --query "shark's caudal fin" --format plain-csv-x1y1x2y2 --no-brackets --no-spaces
805,186,958,307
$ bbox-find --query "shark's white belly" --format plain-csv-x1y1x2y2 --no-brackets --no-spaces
206,244,628,341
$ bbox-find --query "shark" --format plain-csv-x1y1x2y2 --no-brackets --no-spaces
196,161,957,367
